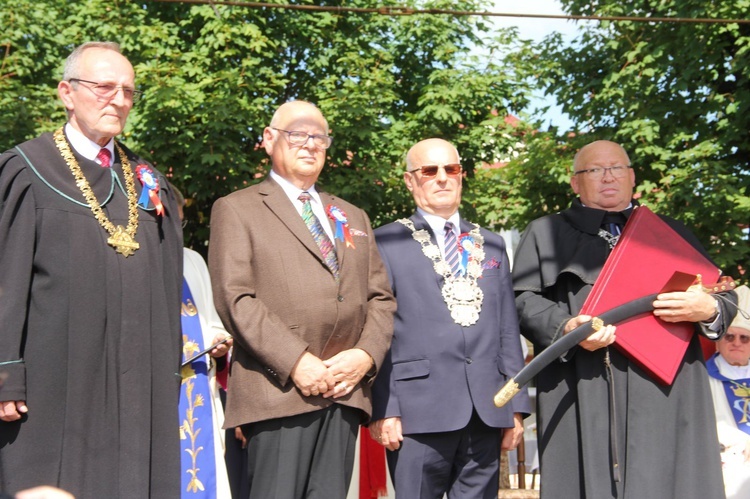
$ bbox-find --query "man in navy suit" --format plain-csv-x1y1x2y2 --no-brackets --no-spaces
370,138,530,498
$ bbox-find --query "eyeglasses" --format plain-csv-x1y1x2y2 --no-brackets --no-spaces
272,128,332,149
408,164,462,177
723,333,750,344
68,78,143,103
573,165,630,180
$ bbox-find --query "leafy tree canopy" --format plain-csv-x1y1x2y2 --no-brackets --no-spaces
1,0,534,251
3,0,746,277
505,0,750,276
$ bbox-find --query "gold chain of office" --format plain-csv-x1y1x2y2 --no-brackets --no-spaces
53,127,140,257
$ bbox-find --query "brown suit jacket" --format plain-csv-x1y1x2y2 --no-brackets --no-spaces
208,176,395,427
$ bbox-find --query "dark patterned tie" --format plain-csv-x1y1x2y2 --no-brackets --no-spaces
606,222,620,236
298,192,339,281
97,148,111,168
599,212,625,251
602,212,626,235
444,221,461,277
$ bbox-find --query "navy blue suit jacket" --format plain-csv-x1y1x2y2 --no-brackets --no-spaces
372,213,530,434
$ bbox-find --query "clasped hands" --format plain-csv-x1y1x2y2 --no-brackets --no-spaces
566,290,718,352
290,348,372,399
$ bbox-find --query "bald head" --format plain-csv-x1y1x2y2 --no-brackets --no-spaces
573,141,630,171
405,139,460,172
263,100,330,190
403,138,463,219
570,140,636,212
270,101,329,132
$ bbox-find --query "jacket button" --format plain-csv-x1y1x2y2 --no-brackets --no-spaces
337,295,344,302
465,358,473,364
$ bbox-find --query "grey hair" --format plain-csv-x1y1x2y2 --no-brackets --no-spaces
62,41,122,81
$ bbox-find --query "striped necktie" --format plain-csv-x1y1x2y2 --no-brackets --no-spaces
298,192,339,281
444,221,461,277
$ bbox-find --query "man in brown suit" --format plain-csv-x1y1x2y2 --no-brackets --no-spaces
208,100,396,499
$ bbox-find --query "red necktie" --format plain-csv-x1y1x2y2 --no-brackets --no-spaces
97,148,111,168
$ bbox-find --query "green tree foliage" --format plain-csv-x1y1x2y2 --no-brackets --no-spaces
519,0,750,276
1,0,534,252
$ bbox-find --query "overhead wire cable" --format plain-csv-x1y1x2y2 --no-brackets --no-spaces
153,0,750,25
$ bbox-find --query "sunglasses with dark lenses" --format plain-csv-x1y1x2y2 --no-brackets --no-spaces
409,163,462,177
723,333,750,344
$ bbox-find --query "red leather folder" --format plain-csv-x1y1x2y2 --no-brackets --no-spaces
580,206,719,385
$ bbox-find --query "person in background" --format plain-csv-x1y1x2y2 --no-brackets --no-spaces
208,100,396,499
370,138,528,498
0,41,182,497
708,285,750,499
512,140,737,499
172,184,233,498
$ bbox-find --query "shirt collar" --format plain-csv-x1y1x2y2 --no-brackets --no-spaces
564,198,637,235
417,207,461,237
269,169,322,207
64,123,114,163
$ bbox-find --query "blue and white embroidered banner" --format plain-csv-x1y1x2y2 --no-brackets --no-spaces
707,353,750,435
179,278,218,496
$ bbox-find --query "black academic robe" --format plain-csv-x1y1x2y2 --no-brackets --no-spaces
0,131,183,498
512,199,734,499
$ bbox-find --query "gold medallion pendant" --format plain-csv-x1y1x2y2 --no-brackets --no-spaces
107,225,140,257
53,128,140,257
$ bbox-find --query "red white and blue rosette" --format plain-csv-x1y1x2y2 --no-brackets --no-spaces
135,164,164,216
458,233,475,274
326,204,355,248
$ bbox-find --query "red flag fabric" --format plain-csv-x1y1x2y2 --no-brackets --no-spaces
359,426,388,499
699,335,718,361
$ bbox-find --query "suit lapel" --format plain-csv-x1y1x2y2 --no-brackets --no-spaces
259,177,327,268
459,218,474,236
411,211,435,240
410,212,445,290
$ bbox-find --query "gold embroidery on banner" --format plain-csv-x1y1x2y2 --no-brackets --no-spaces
180,334,206,493
179,373,206,492
181,299,198,317
730,381,750,424
53,127,140,257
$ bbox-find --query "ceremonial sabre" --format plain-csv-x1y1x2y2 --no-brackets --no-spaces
181,337,231,367
494,274,736,408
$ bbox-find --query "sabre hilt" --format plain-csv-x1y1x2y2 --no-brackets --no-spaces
493,379,520,408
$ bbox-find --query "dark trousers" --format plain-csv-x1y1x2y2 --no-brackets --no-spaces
387,410,501,499
243,404,360,499
221,389,249,499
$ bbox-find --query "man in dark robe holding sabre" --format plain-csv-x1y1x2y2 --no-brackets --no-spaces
511,140,737,499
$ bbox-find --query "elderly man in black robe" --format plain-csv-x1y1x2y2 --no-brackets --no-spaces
512,140,736,499
0,42,182,497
